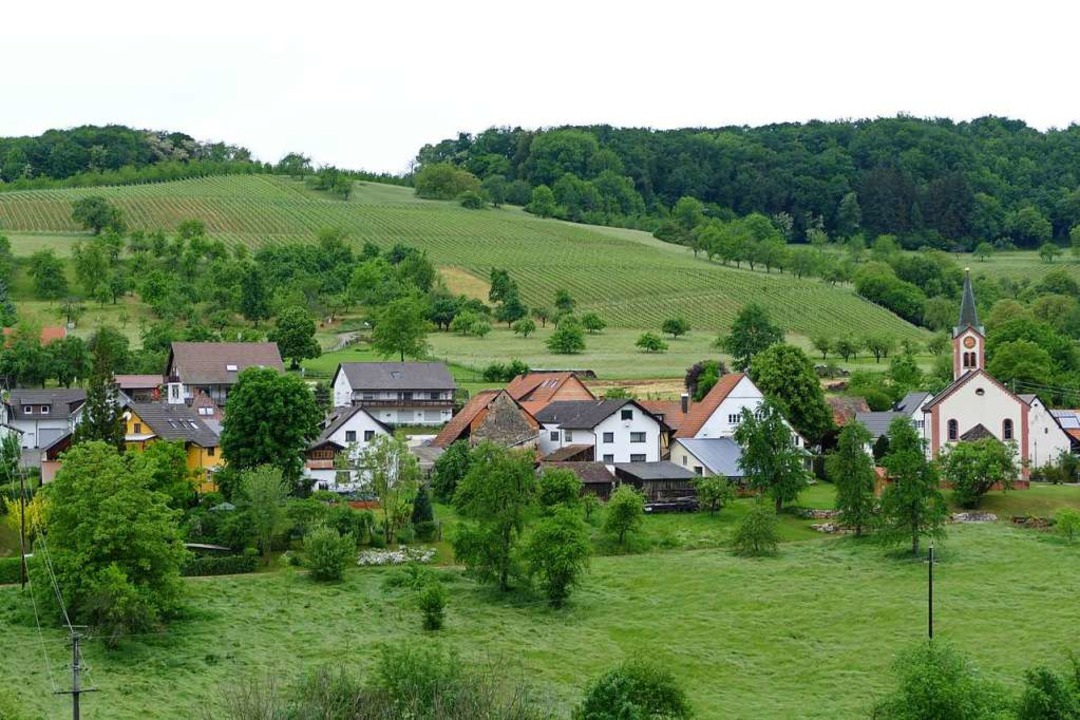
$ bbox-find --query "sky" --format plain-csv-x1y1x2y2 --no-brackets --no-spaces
4,0,1079,174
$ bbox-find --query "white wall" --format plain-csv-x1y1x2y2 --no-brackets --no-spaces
926,376,1020,459
332,370,353,408
1028,398,1072,469
305,410,390,492
694,376,764,439
671,440,709,476
538,406,661,463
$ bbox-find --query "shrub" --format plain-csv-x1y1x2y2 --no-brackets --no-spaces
731,502,780,557
604,485,644,546
0,556,24,585
695,476,735,514
576,659,692,720
304,525,355,581
417,581,447,631
458,190,485,209
523,507,591,607
635,332,668,353
1017,665,1080,720
1055,508,1080,543
871,641,1008,719
413,520,438,542
180,549,260,577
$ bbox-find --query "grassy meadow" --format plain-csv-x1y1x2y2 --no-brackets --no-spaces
4,504,1080,719
0,176,926,340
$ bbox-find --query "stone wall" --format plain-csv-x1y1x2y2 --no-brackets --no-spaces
473,393,539,449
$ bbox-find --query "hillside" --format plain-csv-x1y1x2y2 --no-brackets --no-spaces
0,175,925,340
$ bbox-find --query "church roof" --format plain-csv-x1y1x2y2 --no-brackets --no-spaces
959,423,995,441
954,269,984,338
923,369,1021,412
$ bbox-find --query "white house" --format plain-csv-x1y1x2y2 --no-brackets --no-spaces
331,362,455,427
669,372,804,478
921,270,1071,473
164,342,284,406
305,405,392,492
854,391,936,454
534,399,664,464
4,389,85,449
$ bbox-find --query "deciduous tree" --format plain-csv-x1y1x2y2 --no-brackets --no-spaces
524,506,590,607
827,422,876,536
354,434,420,545
371,296,430,361
240,465,291,564
603,484,644,546
749,344,834,445
716,303,784,370
71,196,125,235
635,332,668,353
733,401,808,513
221,368,322,493
452,443,536,590
878,416,947,555
939,437,1017,508
267,306,321,369
661,317,691,339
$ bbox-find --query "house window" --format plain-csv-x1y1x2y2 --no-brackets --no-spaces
198,407,212,416
1003,419,1014,441
226,364,239,372
549,431,559,442
40,406,50,414
681,455,687,466
621,409,633,421
22,406,32,414
603,432,614,443
728,414,741,424
364,430,375,441
915,420,925,429
345,431,357,442
603,454,614,463
134,423,142,434
363,392,375,400
693,466,703,476
947,419,958,441
207,447,215,457
630,454,646,462
630,432,646,443
565,430,574,442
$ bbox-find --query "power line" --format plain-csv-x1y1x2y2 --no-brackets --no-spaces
25,561,59,695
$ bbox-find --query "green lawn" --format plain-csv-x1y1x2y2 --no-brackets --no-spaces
4,516,1080,719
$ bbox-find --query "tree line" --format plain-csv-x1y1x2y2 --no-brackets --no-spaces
416,116,1080,247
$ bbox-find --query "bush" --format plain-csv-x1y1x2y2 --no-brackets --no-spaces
1055,508,1080,543
180,549,259,577
1017,665,1080,720
458,190,485,209
368,532,387,549
417,582,447,631
482,359,531,383
0,556,24,585
413,520,438,542
871,641,1008,719
304,525,355,581
576,659,692,720
731,502,780,557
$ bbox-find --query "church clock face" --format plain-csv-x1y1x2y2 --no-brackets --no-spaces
963,336,976,349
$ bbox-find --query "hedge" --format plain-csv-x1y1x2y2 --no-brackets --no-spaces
181,550,259,577
0,556,24,585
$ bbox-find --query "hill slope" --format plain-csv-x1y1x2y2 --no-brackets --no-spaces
0,175,924,339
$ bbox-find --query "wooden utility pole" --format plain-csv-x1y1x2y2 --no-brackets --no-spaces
927,545,935,640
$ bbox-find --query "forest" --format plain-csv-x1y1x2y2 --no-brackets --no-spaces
415,116,1080,248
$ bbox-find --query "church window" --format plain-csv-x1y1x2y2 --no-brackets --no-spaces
947,419,958,441
1003,419,1014,440
975,388,985,396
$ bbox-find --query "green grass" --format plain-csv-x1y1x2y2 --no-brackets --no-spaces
5,516,1080,719
0,175,926,340
965,250,1080,283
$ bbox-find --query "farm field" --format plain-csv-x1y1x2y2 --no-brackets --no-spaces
4,510,1080,719
0,175,927,340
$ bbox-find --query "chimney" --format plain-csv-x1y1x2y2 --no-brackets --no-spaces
680,393,690,414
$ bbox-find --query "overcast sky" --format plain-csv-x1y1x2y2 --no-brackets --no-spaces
4,1,1078,174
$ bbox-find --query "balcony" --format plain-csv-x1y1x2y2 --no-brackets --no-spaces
352,397,453,409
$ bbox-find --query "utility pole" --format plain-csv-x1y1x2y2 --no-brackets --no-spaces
18,466,26,589
56,629,96,720
928,545,935,640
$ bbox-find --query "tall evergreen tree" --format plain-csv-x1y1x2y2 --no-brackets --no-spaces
827,422,877,536
73,329,125,451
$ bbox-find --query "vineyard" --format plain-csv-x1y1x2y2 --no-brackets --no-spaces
0,175,927,339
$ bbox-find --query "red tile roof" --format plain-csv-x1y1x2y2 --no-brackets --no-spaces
432,390,499,448
639,400,688,432
505,372,595,412
675,373,745,439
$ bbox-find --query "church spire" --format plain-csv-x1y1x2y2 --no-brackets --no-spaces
954,268,983,338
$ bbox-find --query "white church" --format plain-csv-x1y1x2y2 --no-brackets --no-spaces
920,270,1070,475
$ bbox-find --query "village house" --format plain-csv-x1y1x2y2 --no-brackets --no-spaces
670,373,803,480
920,271,1070,473
432,390,540,450
115,374,164,402
331,362,455,427
506,371,596,415
164,342,284,406
854,391,935,452
4,388,85,449
124,401,222,491
535,399,665,464
305,405,391,492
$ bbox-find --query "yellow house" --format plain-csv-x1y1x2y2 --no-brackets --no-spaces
125,402,223,492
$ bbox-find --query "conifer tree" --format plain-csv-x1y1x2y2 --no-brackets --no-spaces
827,422,877,536
73,329,125,451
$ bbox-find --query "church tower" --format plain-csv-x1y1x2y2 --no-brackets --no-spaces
952,268,985,380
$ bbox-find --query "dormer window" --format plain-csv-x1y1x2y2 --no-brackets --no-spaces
226,364,239,372
40,405,49,414
22,405,32,414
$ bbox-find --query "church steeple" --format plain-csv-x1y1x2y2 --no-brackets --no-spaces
953,268,985,380
954,268,983,338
